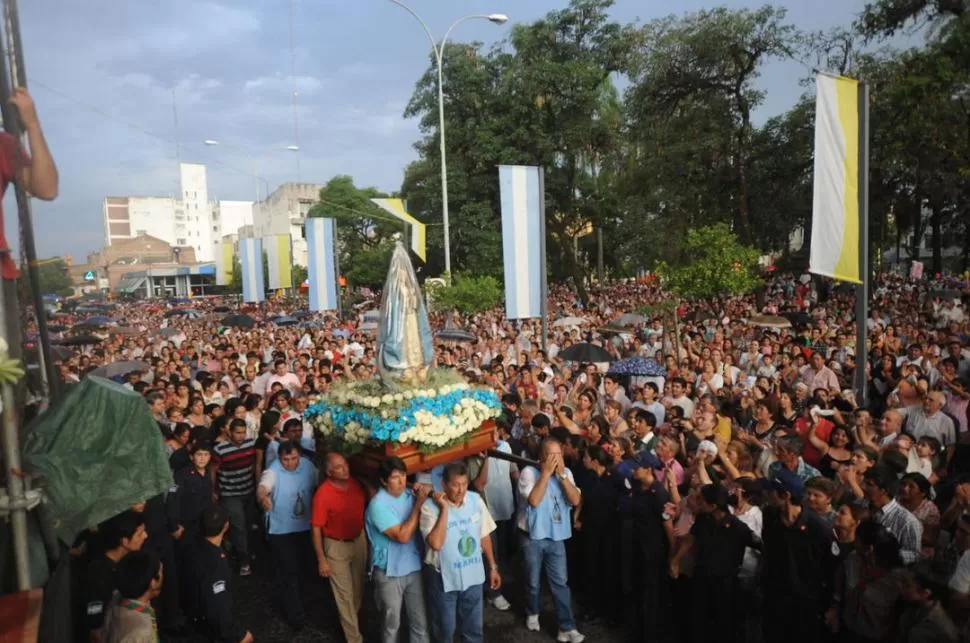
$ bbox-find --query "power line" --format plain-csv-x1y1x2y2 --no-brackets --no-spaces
31,79,173,145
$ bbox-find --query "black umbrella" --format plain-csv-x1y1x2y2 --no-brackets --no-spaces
558,342,614,363
89,360,149,379
48,324,68,333
274,316,299,326
212,305,232,313
80,315,114,327
28,344,74,361
53,335,103,346
780,311,812,328
291,311,312,319
437,328,478,342
222,314,257,329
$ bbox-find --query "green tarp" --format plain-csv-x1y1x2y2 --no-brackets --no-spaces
21,376,173,545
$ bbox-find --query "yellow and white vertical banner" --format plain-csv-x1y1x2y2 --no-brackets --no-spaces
263,234,292,290
370,198,426,262
215,241,234,286
809,74,864,283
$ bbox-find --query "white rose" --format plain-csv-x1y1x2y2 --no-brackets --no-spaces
404,391,414,400
382,394,394,405
394,393,404,403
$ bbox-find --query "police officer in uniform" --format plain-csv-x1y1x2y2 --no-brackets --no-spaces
183,505,253,642
132,494,185,635
168,442,214,558
75,511,148,642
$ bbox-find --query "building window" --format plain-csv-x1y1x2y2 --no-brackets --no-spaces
177,238,186,245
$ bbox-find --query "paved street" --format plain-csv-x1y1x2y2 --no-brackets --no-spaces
227,535,619,642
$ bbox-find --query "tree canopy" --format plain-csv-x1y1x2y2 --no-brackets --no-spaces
304,0,970,297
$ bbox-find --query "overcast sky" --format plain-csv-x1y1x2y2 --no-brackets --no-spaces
11,0,870,261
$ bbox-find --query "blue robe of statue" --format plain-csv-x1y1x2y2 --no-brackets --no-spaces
377,242,434,382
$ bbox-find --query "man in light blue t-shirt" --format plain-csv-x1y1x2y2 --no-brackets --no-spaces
364,456,431,643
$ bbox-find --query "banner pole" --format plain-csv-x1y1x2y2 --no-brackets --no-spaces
538,168,549,353
854,81,870,407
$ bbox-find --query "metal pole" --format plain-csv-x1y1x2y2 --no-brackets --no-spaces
854,81,870,407
538,168,549,353
333,221,343,319
436,49,451,278
486,448,539,469
0,0,57,402
597,227,604,282
0,277,28,590
0,2,30,588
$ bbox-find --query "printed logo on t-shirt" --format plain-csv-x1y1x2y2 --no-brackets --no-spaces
212,580,226,595
86,601,103,615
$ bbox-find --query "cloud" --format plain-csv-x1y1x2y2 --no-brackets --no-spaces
114,72,224,106
91,3,261,66
243,74,324,95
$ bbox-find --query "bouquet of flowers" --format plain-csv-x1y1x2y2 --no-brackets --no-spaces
306,369,500,454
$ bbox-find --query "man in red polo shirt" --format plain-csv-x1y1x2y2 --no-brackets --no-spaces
311,452,368,643
1,88,58,361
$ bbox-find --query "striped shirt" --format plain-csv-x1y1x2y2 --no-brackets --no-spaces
873,499,923,565
213,439,258,497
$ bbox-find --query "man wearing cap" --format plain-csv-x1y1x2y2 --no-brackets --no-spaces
183,506,253,642
761,468,836,643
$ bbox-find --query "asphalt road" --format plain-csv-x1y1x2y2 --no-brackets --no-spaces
226,535,621,643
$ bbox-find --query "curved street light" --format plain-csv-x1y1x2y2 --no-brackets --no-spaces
388,0,509,277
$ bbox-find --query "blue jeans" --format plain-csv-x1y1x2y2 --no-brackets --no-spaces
372,568,429,643
522,535,577,631
423,565,484,643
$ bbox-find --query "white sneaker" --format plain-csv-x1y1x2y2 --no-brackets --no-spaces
491,595,511,611
526,614,540,631
557,630,585,643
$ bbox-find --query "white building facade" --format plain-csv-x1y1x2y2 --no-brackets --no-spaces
103,163,256,263
103,196,179,248
250,182,324,268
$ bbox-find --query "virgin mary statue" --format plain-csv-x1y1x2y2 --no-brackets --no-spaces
377,242,434,385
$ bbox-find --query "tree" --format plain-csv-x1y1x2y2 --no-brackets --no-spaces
29,259,73,297
402,0,638,300
656,223,762,300
627,6,798,245
293,265,308,288
307,176,402,289
429,274,502,314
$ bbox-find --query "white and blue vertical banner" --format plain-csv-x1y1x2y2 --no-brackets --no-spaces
239,237,265,303
305,217,339,312
499,165,544,319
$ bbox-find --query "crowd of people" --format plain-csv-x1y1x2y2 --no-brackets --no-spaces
58,269,970,642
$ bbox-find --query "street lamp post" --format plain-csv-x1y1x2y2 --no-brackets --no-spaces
388,1,508,277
